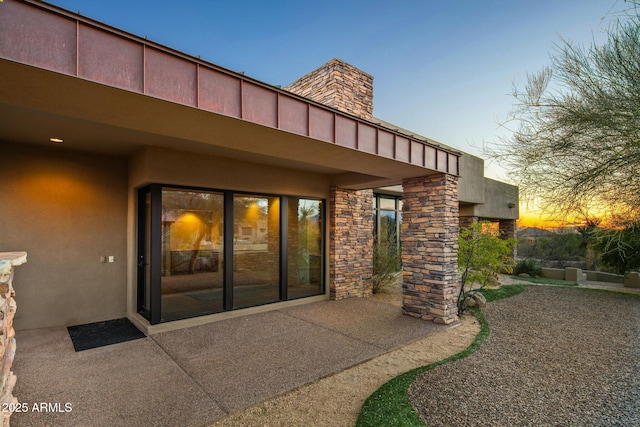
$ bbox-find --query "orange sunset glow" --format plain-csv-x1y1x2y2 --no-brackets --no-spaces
516,198,618,230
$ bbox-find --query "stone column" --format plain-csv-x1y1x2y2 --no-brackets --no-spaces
401,174,460,324
499,219,517,259
0,252,26,427
329,187,373,300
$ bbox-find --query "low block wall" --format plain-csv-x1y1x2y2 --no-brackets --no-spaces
540,268,566,280
585,271,625,284
0,252,26,427
624,272,640,288
541,266,635,287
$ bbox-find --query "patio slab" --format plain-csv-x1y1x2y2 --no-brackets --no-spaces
280,298,444,349
13,329,224,427
12,298,450,426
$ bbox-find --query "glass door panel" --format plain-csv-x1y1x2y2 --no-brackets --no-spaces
380,210,397,245
233,195,280,308
160,188,224,321
288,198,323,298
139,185,326,324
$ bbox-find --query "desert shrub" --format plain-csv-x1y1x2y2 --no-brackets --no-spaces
514,258,542,277
372,234,401,293
594,221,640,274
518,233,586,268
458,222,516,313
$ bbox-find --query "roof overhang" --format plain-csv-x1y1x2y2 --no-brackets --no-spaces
0,0,460,190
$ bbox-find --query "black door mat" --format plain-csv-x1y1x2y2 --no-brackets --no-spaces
67,318,146,352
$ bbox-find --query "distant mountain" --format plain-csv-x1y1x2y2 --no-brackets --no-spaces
518,227,555,238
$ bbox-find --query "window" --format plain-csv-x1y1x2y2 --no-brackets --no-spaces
233,195,280,308
288,198,323,299
161,188,224,322
373,194,402,249
137,185,324,324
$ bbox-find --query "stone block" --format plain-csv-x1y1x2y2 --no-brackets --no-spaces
624,272,640,288
565,267,584,282
434,315,458,325
0,252,26,426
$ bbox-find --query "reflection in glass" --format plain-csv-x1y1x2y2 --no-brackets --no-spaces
288,198,323,298
161,188,224,321
233,195,280,308
374,194,402,253
379,197,396,210
380,210,397,245
140,187,327,323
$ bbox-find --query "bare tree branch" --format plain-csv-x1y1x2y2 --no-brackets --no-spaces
488,6,640,221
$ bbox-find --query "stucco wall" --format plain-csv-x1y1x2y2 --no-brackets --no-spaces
1,143,128,330
460,178,519,220
0,143,332,330
129,146,331,197
126,146,333,320
458,153,485,204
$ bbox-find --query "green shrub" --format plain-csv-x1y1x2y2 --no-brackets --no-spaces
514,258,542,277
373,235,401,294
458,222,516,313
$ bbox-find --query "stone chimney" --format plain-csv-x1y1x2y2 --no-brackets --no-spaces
285,58,374,120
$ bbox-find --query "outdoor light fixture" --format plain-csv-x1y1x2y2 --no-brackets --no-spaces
508,202,516,208
50,137,64,143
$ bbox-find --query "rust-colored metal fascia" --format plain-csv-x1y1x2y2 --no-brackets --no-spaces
3,0,460,176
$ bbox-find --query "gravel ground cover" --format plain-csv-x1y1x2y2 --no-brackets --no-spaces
409,286,640,426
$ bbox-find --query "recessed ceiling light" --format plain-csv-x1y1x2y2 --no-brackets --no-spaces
50,137,64,143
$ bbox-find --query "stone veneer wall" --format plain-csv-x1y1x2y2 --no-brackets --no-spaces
401,174,460,324
459,216,478,229
0,252,26,427
498,219,516,239
329,188,373,299
499,219,518,259
285,58,374,120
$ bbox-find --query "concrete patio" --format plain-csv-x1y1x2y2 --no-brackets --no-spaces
12,297,448,427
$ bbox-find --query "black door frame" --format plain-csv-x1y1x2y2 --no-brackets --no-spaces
137,184,325,324
137,184,162,324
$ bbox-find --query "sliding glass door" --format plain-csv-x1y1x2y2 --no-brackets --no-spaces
288,198,323,299
138,185,324,324
160,188,224,322
232,194,280,308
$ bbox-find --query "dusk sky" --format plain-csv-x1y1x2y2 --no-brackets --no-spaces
46,0,617,186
